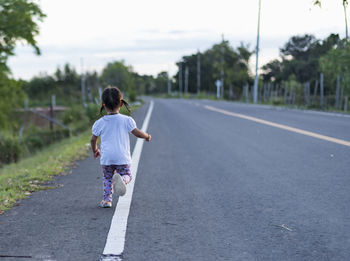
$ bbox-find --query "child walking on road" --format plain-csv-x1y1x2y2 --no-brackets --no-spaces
90,86,151,208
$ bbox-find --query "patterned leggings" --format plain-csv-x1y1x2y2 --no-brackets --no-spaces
102,164,132,202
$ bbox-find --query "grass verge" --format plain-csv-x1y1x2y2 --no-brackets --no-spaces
0,130,91,214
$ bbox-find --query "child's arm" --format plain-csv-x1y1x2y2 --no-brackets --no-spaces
131,128,151,142
90,135,101,158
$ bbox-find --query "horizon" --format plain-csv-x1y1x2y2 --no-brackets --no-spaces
7,0,348,80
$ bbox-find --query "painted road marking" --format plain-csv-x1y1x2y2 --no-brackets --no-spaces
205,105,350,147
102,100,154,260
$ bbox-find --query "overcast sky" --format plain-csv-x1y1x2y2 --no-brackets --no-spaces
7,0,348,80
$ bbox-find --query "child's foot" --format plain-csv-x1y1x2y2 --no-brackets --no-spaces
113,174,127,196
100,200,112,208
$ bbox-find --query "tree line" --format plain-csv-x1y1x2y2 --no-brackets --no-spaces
260,34,349,109
22,32,350,111
172,33,350,110
2,0,350,133
174,40,252,99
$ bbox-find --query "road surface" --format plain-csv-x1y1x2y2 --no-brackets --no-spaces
1,98,349,261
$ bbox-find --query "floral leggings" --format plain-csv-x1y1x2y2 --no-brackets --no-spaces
102,164,132,202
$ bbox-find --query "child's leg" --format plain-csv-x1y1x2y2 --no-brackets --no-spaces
116,164,132,184
102,165,116,202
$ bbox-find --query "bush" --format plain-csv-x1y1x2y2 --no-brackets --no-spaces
24,134,44,151
128,90,137,102
85,103,101,123
270,97,284,106
0,135,22,166
24,128,70,152
61,105,87,125
71,120,90,135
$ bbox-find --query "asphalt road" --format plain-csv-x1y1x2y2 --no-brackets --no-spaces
1,99,350,261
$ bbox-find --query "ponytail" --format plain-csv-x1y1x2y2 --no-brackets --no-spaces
122,99,131,113
99,105,105,116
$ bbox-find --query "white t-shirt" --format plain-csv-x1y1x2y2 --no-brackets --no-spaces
92,114,137,165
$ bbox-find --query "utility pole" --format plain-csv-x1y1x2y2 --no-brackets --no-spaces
335,74,340,109
221,34,225,99
253,0,262,104
80,58,86,105
50,94,55,130
320,73,324,107
167,72,171,95
185,66,189,94
344,2,349,39
179,62,183,96
197,50,201,95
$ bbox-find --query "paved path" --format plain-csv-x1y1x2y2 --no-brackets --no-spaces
1,99,350,260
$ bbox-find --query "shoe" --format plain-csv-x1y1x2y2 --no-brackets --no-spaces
114,174,127,196
100,200,112,208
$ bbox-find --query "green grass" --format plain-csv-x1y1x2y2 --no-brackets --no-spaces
0,130,91,213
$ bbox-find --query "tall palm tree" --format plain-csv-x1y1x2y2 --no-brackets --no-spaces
314,0,349,39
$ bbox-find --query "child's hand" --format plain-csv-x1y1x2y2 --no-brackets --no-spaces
93,148,101,159
146,134,151,142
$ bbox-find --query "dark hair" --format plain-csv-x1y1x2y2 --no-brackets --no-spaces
100,86,130,115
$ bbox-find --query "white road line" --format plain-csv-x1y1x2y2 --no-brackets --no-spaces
205,105,350,147
205,101,350,119
102,100,154,259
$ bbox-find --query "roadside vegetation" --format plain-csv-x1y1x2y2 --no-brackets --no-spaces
169,33,350,113
0,130,90,213
0,104,139,214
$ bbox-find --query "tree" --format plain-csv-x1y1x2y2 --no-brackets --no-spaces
85,70,100,100
100,61,135,94
280,34,317,60
132,72,151,95
174,40,252,98
154,72,168,94
261,59,283,83
275,34,340,83
0,71,25,129
0,0,46,69
22,73,55,101
314,0,349,39
319,40,350,96
22,63,80,104
0,0,45,129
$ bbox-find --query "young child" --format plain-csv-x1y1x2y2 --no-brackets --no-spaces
90,86,151,208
